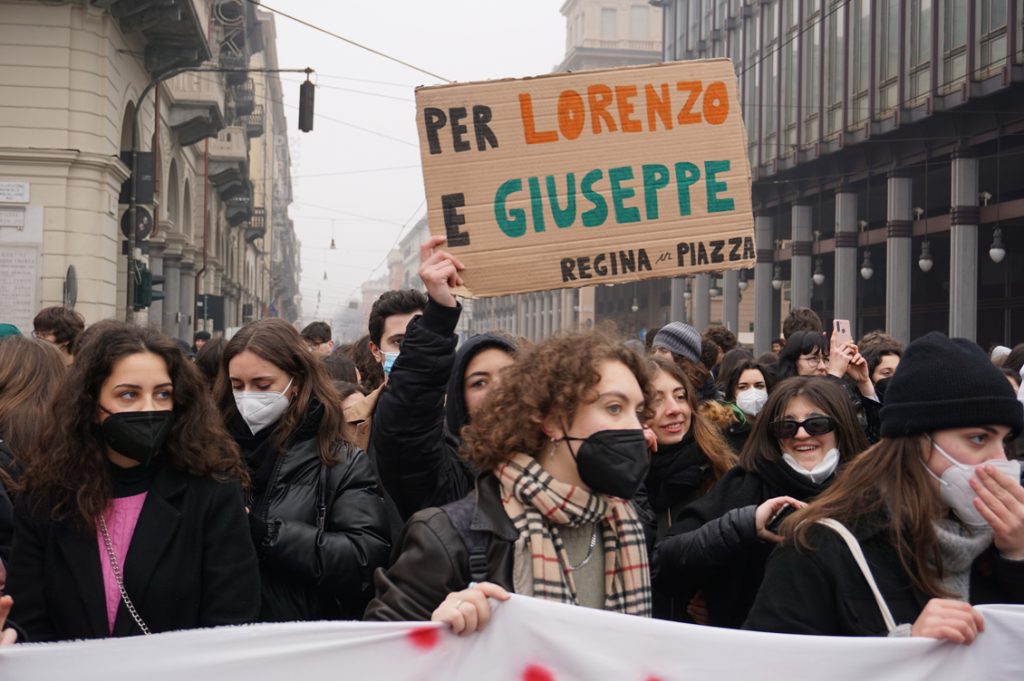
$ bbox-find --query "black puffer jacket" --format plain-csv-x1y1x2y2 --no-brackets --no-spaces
745,512,1024,635
232,404,391,622
651,458,835,628
371,299,516,520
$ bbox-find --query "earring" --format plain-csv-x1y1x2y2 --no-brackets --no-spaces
548,437,558,459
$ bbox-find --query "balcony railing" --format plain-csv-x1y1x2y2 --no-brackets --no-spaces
578,38,662,52
245,104,265,137
231,79,255,117
245,207,266,242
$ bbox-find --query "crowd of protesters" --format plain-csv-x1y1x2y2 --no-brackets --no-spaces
0,238,1022,653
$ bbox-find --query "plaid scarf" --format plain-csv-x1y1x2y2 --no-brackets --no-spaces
496,453,652,617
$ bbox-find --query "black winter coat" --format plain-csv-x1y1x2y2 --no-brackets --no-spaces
0,441,17,569
651,459,834,627
744,514,1024,635
234,405,392,622
363,473,518,621
371,300,516,521
5,464,260,641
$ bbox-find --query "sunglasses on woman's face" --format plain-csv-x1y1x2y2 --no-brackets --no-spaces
769,415,836,439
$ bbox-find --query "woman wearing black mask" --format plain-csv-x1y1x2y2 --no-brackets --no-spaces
5,321,259,641
216,318,390,622
365,332,655,631
651,377,869,629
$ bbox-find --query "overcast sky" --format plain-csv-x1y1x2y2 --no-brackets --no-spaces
270,1,566,322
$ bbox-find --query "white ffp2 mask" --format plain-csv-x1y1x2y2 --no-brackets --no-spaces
234,378,293,435
922,437,1022,528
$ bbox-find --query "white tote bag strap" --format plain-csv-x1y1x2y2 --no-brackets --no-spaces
815,518,897,634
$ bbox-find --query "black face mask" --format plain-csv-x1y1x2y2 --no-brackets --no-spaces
563,429,650,499
99,410,175,466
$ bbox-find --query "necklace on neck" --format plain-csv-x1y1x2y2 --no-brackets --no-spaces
565,524,599,572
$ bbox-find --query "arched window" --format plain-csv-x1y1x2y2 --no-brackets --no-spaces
166,159,180,230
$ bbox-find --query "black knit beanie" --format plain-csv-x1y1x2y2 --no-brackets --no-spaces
879,331,1023,438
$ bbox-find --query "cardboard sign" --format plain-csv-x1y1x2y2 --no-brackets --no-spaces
415,59,754,298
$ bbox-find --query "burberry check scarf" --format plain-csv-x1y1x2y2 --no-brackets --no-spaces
496,453,652,617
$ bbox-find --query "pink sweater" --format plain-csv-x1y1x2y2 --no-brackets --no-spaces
96,493,147,633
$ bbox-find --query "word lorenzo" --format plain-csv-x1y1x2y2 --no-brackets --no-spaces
420,79,730,155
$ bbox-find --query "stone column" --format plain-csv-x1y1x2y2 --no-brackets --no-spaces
949,153,979,340
754,215,775,354
833,190,859,324
669,277,687,323
886,172,913,345
178,262,195,341
147,241,164,329
693,273,711,330
162,256,181,338
723,270,740,332
790,204,812,309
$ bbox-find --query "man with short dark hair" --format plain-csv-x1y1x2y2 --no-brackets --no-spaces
300,320,334,357
703,325,738,374
32,306,84,364
782,307,823,340
342,290,426,451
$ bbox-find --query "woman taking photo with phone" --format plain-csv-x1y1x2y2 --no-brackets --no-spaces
745,333,1024,639
365,332,654,631
217,319,390,623
5,321,259,641
651,376,869,628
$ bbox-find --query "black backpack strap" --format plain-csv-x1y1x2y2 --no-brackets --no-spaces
441,494,491,584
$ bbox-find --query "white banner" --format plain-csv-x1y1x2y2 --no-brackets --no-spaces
2,596,1022,680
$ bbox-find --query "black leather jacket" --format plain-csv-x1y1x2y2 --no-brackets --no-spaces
363,473,517,621
235,407,392,622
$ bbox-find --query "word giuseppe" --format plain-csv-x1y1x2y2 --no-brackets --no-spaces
560,237,755,282
494,161,735,238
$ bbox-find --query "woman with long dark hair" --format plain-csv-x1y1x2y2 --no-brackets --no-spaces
651,376,869,628
215,318,390,622
645,357,736,539
644,357,737,621
745,333,1024,639
5,321,259,641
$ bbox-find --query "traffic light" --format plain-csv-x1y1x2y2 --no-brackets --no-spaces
131,261,165,310
298,77,314,132
150,272,165,305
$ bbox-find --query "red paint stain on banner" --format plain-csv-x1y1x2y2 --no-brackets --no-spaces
522,664,556,681
407,626,440,650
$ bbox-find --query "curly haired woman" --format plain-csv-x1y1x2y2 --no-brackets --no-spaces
364,331,655,632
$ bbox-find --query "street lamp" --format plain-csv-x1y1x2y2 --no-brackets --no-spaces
631,296,639,313
812,258,825,286
738,270,748,291
918,240,934,272
860,248,874,280
771,264,784,290
989,226,1006,263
